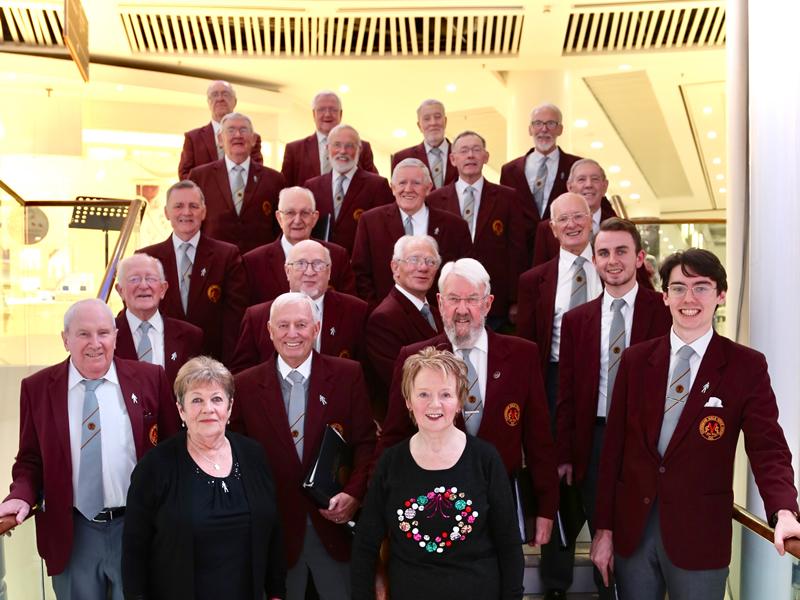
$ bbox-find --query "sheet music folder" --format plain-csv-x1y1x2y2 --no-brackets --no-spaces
302,424,353,508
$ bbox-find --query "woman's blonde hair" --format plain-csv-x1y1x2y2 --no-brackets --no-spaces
401,347,469,425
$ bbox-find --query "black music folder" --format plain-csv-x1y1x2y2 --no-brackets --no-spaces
302,424,353,508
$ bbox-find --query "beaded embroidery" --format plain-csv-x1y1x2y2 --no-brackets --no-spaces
396,486,479,553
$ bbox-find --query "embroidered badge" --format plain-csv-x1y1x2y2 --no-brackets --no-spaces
699,415,725,441
396,486,479,554
338,349,351,359
149,424,158,446
504,402,521,427
261,200,272,216
353,208,364,222
207,284,222,303
492,219,504,236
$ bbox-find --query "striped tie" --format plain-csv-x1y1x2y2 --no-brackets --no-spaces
569,256,588,309
179,242,192,313
137,320,153,363
658,345,695,455
460,349,483,436
606,298,626,415
430,146,444,188
287,370,306,459
76,379,105,520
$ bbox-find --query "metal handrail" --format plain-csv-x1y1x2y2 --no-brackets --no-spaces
733,503,800,560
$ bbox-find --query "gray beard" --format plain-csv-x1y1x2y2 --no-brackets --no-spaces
443,319,485,348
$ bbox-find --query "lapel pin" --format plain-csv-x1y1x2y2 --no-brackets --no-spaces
200,267,207,277
319,395,327,406
171,352,177,361
330,327,336,336
493,371,501,379
560,172,565,180
701,382,710,394
434,227,440,235
131,393,138,404
253,175,258,183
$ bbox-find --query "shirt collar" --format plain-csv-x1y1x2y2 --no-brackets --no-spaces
316,131,327,144
531,146,560,164
394,283,426,310
602,283,639,311
456,177,484,196
276,352,313,381
68,359,119,390
424,139,448,155
452,326,489,354
171,230,201,251
669,326,714,360
399,203,428,221
334,165,358,180
280,234,294,257
125,309,164,334
558,243,593,270
224,155,250,172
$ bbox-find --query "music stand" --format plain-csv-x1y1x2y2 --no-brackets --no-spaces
68,199,130,266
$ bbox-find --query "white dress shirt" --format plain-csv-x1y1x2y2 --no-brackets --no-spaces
525,147,560,202
225,155,250,186
67,361,136,509
331,165,357,198
316,130,328,170
399,204,430,236
668,326,714,391
452,327,489,402
124,309,166,368
597,284,639,417
425,140,450,171
551,245,603,361
171,230,201,274
394,283,426,310
312,294,325,352
277,352,314,381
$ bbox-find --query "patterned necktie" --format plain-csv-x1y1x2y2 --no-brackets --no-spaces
320,137,331,175
657,345,695,455
287,370,306,460
532,155,549,217
403,215,414,235
77,379,105,520
216,144,224,160
430,146,444,189
420,304,437,331
334,175,345,220
462,186,476,238
460,349,483,436
137,321,153,363
179,242,192,313
231,165,245,215
606,298,626,415
569,256,588,309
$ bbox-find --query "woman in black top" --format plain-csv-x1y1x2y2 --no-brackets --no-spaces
351,347,523,599
122,356,285,600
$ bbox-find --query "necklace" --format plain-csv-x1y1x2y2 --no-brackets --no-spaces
187,435,228,471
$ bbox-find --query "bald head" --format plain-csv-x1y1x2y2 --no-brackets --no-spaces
549,193,592,255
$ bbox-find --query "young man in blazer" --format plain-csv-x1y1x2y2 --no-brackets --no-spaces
591,249,800,599
546,218,671,600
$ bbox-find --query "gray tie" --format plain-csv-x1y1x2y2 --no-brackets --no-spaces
334,175,345,220
137,321,153,363
569,256,588,309
216,144,224,160
532,156,549,217
606,299,626,415
77,379,105,520
231,165,245,215
460,349,483,436
320,137,331,175
420,304,437,331
287,370,306,460
658,345,695,455
179,242,192,313
430,147,444,188
462,186,476,238
403,215,414,235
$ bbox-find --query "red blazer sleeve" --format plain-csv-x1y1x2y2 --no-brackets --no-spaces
230,308,261,374
7,380,43,507
222,250,250,365
555,311,578,466
156,367,180,440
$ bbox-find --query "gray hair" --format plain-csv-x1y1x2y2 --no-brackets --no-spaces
63,298,115,332
328,124,361,147
529,102,563,124
269,292,322,325
118,253,166,283
452,130,487,150
166,180,205,205
438,258,491,296
391,158,433,187
220,112,254,131
278,186,317,212
174,355,234,408
206,80,236,99
416,99,446,119
567,158,607,183
392,235,440,262
286,239,332,265
311,90,342,110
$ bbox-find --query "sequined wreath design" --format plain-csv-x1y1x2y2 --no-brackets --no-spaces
396,486,479,553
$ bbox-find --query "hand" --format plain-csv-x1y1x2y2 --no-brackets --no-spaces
508,304,518,325
557,463,573,486
375,568,389,600
319,492,359,524
533,516,553,546
590,529,614,587
0,499,31,526
773,509,800,556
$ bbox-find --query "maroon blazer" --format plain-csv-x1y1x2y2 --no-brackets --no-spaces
365,287,442,393
188,159,286,254
231,352,376,568
138,234,249,364
595,333,798,569
390,141,457,188
6,357,178,575
230,290,368,373
516,257,558,374
378,329,559,520
242,238,355,305
555,288,671,483
178,122,263,180
351,202,473,306
500,147,582,259
281,134,378,187
532,201,617,267
114,311,205,390
303,169,394,255
426,180,526,317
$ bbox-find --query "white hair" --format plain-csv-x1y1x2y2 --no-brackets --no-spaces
391,158,432,187
269,292,321,324
529,102,563,123
392,235,440,262
119,253,166,282
219,112,253,131
416,99,445,118
311,90,342,110
438,258,491,296
63,298,115,332
278,186,317,212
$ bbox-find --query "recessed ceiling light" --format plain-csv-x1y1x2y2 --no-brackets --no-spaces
338,84,350,94
116,84,125,92
574,119,589,128
718,187,726,194
619,180,631,188
619,64,632,71
663,237,669,242
715,174,725,181
392,129,408,138
96,169,106,181
629,193,641,200
707,131,718,140
445,83,457,93
608,165,621,174
590,141,604,149
712,157,722,165
668,244,675,250
703,106,713,115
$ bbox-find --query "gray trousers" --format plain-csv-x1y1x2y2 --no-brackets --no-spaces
51,511,124,600
286,519,351,600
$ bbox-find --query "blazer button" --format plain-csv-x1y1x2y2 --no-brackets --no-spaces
643,497,651,504
659,466,666,474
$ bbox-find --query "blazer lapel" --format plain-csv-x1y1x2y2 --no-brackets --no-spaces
482,330,509,435
304,135,321,179
115,315,137,359
243,162,261,211
386,205,406,240
302,353,329,468
202,123,218,160
262,359,303,468
630,288,657,344
213,162,236,213
474,182,494,237
585,301,603,396
50,360,73,468
338,169,366,226
188,237,213,312
117,359,145,457
643,338,672,454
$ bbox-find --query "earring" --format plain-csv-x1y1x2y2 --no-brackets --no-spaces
181,420,186,429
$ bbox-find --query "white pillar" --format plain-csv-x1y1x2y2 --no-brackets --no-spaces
505,71,570,159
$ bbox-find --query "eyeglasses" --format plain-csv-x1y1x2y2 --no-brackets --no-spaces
287,259,330,272
442,294,487,307
126,275,161,285
666,284,717,297
279,209,315,220
224,126,251,136
329,142,358,151
454,145,485,156
208,91,233,99
398,256,440,268
553,212,589,225
531,119,560,130
314,106,340,114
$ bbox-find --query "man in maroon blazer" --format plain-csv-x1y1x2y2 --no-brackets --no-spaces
390,99,457,189
303,124,394,255
378,258,559,543
177,80,263,180
188,112,286,254
591,249,800,599
426,130,526,328
351,157,472,307
242,186,355,305
231,293,376,600
0,299,178,598
113,254,204,390
540,219,671,599
500,103,582,261
138,180,249,365
281,90,378,186
232,239,367,373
